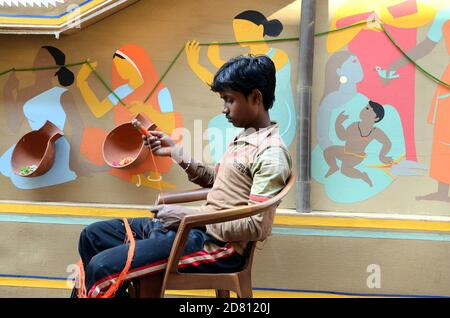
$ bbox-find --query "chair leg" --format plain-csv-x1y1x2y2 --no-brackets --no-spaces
134,274,164,298
215,289,230,298
236,271,253,298
236,283,253,298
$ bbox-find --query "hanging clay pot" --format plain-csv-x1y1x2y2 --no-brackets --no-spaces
11,120,64,177
102,113,157,169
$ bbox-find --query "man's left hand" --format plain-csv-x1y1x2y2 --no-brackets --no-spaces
151,205,200,230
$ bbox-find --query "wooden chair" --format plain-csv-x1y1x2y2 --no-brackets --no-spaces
131,173,295,298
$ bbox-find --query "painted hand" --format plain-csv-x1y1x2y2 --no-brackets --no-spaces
4,72,19,92
126,101,148,115
380,155,393,165
185,40,201,68
337,111,349,123
77,62,96,84
207,41,224,68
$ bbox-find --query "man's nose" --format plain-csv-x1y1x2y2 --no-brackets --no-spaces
222,106,229,115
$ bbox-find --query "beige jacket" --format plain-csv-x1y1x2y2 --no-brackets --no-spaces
186,123,292,255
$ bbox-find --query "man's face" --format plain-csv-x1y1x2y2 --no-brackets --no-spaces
219,89,259,128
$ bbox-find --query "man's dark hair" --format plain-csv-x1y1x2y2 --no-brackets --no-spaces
210,55,276,111
369,100,385,123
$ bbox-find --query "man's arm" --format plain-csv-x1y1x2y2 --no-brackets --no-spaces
145,131,217,188
206,147,292,242
182,158,217,188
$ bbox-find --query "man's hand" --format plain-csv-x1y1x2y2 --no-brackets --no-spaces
151,205,200,230
143,130,175,157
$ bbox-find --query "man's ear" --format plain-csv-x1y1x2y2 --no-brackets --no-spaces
252,89,263,107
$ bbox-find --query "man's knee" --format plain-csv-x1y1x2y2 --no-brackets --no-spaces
79,222,103,251
85,253,110,278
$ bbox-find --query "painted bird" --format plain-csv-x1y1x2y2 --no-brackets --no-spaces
374,66,400,80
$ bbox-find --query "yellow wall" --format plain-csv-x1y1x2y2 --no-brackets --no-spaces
0,0,299,207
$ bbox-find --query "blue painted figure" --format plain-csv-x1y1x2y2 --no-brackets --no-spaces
0,46,86,189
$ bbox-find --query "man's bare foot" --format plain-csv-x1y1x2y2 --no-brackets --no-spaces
325,166,339,178
416,192,450,202
362,172,373,187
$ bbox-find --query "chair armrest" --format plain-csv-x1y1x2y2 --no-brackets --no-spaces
155,187,212,205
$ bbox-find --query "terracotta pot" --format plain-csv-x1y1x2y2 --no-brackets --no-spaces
102,113,157,169
11,121,64,177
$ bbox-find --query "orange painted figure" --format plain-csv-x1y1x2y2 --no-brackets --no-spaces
77,44,183,189
421,8,450,201
389,6,450,201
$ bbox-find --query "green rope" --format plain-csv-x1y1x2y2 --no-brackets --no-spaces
85,60,126,106
144,46,185,103
199,36,300,47
314,20,369,37
0,19,448,108
14,61,88,72
380,23,450,88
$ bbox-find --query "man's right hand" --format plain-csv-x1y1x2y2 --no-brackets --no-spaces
143,130,175,157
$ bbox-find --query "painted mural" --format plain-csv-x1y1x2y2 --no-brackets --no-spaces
313,0,449,204
185,10,296,163
0,1,298,207
0,46,87,189
77,43,182,190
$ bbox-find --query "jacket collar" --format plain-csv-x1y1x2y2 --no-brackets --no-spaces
234,122,279,147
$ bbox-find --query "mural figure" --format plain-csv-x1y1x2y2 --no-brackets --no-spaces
0,46,88,189
77,44,183,190
185,10,296,163
388,6,450,202
324,103,393,187
327,0,438,161
312,50,411,203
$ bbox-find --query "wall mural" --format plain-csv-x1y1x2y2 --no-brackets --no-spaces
312,0,449,203
0,46,85,189
0,43,183,191
77,43,182,190
0,8,295,196
185,10,296,163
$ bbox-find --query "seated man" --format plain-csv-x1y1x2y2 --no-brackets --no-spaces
71,55,292,298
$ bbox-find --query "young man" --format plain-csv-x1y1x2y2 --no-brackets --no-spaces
72,55,292,298
323,101,392,187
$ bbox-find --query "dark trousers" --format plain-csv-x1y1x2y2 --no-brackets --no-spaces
71,217,245,298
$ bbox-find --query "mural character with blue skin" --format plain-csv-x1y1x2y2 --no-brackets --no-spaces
185,10,296,163
312,50,407,203
0,46,90,189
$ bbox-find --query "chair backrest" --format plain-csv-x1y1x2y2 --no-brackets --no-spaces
235,172,295,272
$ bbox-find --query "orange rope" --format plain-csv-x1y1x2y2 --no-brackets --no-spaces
75,120,165,298
75,218,136,298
